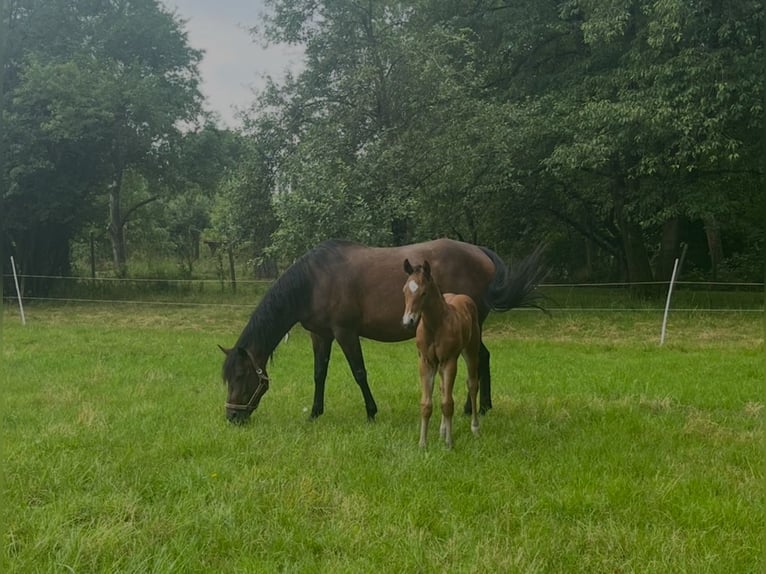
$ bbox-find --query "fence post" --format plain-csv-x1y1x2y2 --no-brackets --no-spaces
10,256,26,325
227,245,236,293
659,258,680,346
90,230,96,281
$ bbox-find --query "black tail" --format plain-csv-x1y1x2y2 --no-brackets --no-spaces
480,245,548,312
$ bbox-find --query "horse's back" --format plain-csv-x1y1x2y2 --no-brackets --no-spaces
303,239,495,342
444,292,479,318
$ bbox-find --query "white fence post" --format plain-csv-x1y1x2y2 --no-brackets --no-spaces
659,257,679,346
10,256,26,325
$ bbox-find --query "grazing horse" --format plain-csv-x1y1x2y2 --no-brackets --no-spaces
402,259,481,448
221,238,545,424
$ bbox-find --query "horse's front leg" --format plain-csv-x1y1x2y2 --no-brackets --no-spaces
418,357,436,448
309,332,333,419
335,329,378,421
439,359,457,449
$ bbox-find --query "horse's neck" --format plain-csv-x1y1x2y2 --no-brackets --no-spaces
421,286,451,331
243,286,303,357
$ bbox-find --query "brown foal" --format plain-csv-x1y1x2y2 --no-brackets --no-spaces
402,259,481,448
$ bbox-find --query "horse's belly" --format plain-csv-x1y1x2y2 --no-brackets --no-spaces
358,322,414,343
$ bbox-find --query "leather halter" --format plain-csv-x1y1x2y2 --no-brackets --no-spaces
224,348,270,412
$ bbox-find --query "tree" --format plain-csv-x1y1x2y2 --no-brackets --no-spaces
1,0,202,289
243,0,762,281
210,133,277,275
449,0,764,281
163,125,247,276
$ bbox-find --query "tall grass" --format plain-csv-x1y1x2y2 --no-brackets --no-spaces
2,304,763,572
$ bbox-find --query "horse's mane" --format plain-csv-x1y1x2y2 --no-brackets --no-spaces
223,240,352,378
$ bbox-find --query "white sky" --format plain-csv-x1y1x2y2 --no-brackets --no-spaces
161,0,303,127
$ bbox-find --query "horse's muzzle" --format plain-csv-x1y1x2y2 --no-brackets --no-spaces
226,408,253,424
402,312,419,329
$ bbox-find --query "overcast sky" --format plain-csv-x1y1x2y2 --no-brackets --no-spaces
160,0,303,127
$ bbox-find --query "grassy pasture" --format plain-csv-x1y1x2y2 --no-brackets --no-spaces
2,303,763,573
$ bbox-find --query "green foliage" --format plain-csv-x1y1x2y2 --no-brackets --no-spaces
1,0,203,286
208,135,277,274
244,0,763,281
1,0,762,286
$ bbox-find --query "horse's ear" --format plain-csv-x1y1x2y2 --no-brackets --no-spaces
218,345,231,355
403,258,414,274
423,260,431,278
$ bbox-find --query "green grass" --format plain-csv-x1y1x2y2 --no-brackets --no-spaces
2,304,763,573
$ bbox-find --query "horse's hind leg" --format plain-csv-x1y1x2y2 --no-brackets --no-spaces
309,332,333,419
464,340,491,415
463,349,480,437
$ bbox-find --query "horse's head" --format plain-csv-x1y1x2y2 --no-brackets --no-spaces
402,258,432,329
219,345,270,424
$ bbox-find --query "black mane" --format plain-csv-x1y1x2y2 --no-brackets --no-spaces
223,240,353,378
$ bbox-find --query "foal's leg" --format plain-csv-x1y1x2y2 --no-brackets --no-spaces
309,332,333,419
335,329,378,421
463,348,480,436
439,359,457,448
419,358,436,448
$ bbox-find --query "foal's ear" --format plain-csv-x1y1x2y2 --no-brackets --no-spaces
403,258,414,274
218,344,231,355
423,260,431,278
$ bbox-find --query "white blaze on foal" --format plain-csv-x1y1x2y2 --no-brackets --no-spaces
402,280,421,327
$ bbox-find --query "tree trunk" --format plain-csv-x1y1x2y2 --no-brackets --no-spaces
108,172,128,278
227,245,236,293
612,179,654,294
11,223,72,296
621,221,654,283
659,217,682,281
704,216,724,280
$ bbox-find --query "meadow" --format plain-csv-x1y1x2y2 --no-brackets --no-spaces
2,300,763,573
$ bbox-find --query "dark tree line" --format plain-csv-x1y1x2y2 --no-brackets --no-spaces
0,0,208,294
1,0,763,297
242,0,763,282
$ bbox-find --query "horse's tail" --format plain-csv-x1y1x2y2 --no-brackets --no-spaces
480,245,548,312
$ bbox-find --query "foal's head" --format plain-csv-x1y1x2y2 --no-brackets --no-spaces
402,259,432,329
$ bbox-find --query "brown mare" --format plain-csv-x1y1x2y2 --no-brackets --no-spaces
221,239,545,424
402,259,481,448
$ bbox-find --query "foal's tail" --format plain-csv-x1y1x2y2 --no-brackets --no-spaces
480,245,548,312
